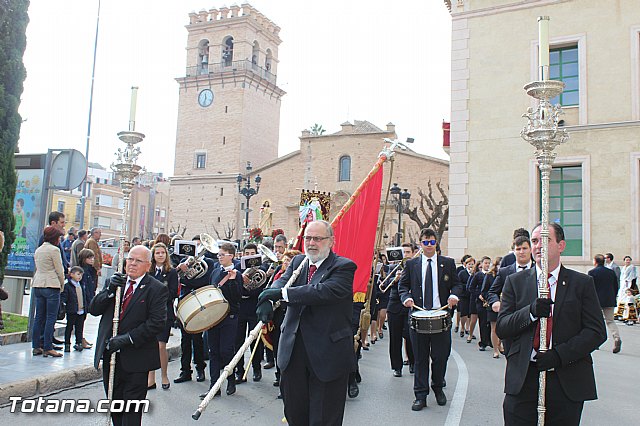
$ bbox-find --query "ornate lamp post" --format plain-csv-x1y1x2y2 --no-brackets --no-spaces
237,161,261,243
520,16,569,426
105,87,145,417
390,183,411,246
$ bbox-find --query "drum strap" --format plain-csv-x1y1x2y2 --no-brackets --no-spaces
214,274,231,288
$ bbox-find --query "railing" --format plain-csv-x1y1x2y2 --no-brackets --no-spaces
185,59,277,85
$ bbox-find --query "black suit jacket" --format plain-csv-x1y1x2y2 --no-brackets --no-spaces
272,251,356,382
397,255,463,309
588,265,618,308
487,263,518,306
153,268,179,323
89,273,168,372
496,266,606,401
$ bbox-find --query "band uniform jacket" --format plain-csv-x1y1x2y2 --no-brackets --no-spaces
272,251,357,383
89,273,168,372
487,263,519,306
496,267,606,401
398,255,464,309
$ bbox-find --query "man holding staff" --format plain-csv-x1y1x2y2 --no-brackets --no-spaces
497,223,606,425
89,245,168,426
256,220,356,426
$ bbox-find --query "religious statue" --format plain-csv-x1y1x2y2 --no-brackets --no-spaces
258,200,274,233
299,196,323,224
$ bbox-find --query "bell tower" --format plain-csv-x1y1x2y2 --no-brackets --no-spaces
170,4,285,237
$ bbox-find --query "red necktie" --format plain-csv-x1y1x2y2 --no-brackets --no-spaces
308,264,317,284
120,280,135,320
533,274,553,351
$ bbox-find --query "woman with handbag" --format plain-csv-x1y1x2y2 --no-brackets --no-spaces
32,226,65,357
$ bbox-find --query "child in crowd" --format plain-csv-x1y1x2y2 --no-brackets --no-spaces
620,288,638,325
77,248,97,349
61,266,89,352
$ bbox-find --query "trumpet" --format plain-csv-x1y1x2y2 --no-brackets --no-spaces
177,233,219,280
378,249,423,293
241,244,279,291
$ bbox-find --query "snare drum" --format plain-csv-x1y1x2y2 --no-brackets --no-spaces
410,309,452,334
177,286,229,333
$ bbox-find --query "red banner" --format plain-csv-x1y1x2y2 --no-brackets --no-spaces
331,163,384,302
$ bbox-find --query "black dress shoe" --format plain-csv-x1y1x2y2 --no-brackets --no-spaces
478,346,486,351
277,393,283,399
348,381,359,398
52,337,64,345
226,379,236,395
147,383,156,390
253,369,262,382
199,389,221,399
196,370,205,382
434,388,447,406
393,369,402,377
236,373,247,384
409,364,415,374
174,374,192,383
411,399,426,411
273,379,280,387
52,344,63,351
162,383,170,390
263,362,275,369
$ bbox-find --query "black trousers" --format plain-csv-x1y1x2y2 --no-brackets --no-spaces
410,326,451,400
235,305,262,373
387,309,414,371
272,306,285,380
64,312,85,345
280,335,349,426
503,363,584,426
179,325,205,375
207,314,238,386
102,356,148,426
476,300,491,348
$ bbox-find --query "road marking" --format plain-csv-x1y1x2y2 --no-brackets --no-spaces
444,349,468,426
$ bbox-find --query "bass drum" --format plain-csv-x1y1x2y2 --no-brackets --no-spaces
176,286,229,334
410,309,452,334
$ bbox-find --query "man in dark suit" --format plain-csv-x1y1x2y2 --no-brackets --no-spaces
489,236,534,311
588,253,621,353
256,220,356,426
500,228,530,268
89,245,168,426
398,228,463,411
497,223,606,425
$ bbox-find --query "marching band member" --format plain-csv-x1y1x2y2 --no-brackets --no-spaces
200,242,242,399
481,256,502,358
175,236,214,385
398,228,463,411
456,255,475,338
468,256,491,348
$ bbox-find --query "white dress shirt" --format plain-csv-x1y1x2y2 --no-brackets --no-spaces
530,263,560,359
422,253,440,309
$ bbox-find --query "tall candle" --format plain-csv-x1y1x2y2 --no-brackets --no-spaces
538,16,550,80
129,86,139,131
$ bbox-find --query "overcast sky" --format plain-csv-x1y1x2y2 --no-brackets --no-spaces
18,0,452,176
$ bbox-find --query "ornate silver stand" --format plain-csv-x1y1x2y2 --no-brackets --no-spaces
521,80,569,425
105,105,145,421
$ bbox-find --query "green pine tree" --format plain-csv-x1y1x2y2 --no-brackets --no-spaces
0,0,30,284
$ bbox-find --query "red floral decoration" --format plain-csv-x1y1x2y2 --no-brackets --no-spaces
271,228,284,239
249,227,264,242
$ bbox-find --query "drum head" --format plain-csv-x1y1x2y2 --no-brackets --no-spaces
184,302,229,333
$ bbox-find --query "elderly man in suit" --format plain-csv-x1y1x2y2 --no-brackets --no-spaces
256,220,356,426
497,223,606,426
89,245,168,426
589,253,621,353
398,228,463,411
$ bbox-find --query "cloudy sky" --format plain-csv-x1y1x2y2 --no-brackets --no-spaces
18,0,452,176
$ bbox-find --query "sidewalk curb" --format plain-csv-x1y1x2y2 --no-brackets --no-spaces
0,342,182,405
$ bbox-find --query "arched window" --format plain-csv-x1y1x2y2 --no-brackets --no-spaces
222,36,234,66
252,41,260,69
197,40,210,75
338,156,351,182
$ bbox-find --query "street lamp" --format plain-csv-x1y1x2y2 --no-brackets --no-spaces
237,161,261,244
390,183,410,246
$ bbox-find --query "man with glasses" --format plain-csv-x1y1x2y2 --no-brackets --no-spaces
89,245,168,426
398,228,463,411
199,242,242,399
256,220,356,426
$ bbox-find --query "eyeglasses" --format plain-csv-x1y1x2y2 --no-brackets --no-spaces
217,253,233,258
303,236,331,243
421,240,437,246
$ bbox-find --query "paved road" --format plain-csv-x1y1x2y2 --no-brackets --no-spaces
1,323,638,425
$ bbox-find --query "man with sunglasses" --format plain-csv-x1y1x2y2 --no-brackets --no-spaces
256,220,356,426
398,228,463,412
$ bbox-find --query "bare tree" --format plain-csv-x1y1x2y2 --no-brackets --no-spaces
212,222,235,240
169,224,187,237
404,180,449,240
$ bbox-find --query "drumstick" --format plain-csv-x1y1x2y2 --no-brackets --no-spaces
242,332,262,381
413,304,449,312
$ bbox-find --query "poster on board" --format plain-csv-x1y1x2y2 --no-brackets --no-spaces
7,169,45,276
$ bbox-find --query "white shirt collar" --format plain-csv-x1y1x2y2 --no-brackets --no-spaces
421,252,437,263
535,263,561,283
126,274,145,288
310,256,327,269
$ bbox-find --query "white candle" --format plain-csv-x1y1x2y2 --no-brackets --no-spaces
538,16,550,80
129,86,139,131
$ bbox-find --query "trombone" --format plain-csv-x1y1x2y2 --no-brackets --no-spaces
378,248,423,293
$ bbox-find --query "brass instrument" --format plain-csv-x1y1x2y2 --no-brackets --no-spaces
241,244,279,291
178,233,219,280
378,248,423,293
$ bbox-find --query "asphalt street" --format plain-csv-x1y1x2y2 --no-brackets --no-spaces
1,322,638,425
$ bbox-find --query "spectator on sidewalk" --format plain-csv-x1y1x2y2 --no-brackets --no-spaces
32,226,65,358
589,254,622,353
84,228,103,277
61,266,90,352
70,230,88,268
